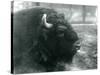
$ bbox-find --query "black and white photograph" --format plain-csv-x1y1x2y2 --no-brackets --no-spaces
11,0,97,74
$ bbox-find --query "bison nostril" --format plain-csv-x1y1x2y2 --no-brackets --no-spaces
76,46,80,50
75,44,81,51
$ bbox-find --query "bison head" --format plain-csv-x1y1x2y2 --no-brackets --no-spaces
35,10,81,69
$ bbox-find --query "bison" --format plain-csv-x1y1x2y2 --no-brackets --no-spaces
12,7,80,73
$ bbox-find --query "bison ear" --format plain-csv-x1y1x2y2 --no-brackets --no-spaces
42,13,53,28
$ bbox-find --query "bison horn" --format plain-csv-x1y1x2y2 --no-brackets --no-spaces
42,14,53,28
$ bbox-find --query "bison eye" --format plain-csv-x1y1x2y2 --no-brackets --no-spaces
57,25,67,37
57,30,64,37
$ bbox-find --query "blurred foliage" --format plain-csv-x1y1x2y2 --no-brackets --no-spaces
13,1,97,24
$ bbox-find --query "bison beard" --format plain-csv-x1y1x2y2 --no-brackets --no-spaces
13,7,80,73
